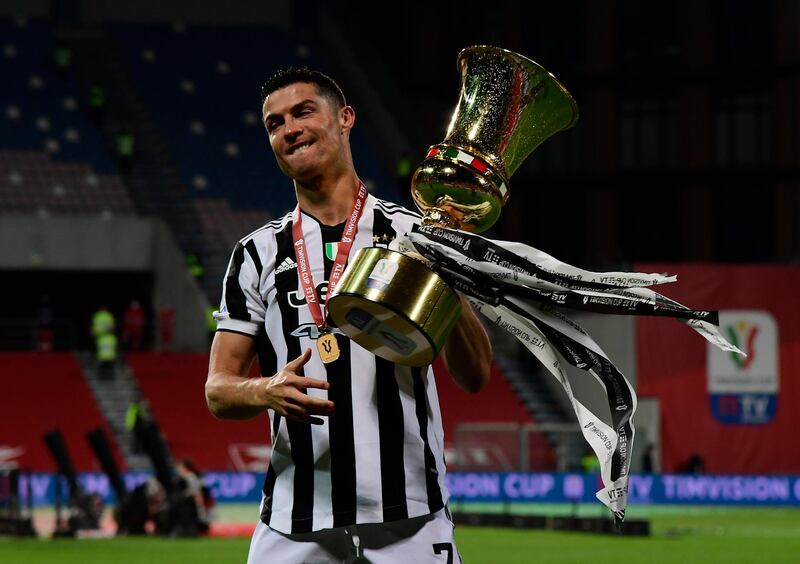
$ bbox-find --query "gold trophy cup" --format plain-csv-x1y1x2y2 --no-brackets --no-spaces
328,46,578,366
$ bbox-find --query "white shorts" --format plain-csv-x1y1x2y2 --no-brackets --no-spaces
246,507,462,564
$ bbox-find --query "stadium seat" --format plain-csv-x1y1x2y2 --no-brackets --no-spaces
125,352,551,471
110,21,401,219
0,353,125,472
0,17,130,216
126,353,266,471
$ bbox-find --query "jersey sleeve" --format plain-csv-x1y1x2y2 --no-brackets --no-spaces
214,241,265,336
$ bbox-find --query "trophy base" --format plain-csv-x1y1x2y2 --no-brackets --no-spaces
328,248,462,367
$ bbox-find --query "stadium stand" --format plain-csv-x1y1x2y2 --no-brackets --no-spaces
125,351,550,472
433,358,532,438
0,150,133,214
126,353,266,472
0,353,124,472
193,197,272,255
110,21,401,216
0,18,116,169
434,358,556,471
0,17,132,216
102,20,405,296
0,16,552,476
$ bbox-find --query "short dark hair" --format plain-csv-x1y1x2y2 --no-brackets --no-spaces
261,67,346,110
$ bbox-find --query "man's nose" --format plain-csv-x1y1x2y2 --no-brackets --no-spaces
284,117,302,138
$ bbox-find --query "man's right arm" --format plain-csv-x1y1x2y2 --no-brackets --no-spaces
206,331,263,420
205,331,335,424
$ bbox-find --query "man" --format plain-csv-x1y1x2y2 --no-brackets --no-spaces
122,300,145,351
206,68,492,563
91,304,115,340
96,330,117,380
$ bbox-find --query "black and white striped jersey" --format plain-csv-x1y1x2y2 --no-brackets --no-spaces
214,195,449,534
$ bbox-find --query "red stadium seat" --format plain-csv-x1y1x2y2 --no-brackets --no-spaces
0,353,125,472
127,353,267,472
125,353,551,472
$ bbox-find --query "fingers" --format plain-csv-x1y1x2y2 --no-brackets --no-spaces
280,397,333,425
267,379,334,421
286,393,335,416
284,403,326,426
285,348,312,372
265,351,336,425
293,375,330,391
285,410,325,426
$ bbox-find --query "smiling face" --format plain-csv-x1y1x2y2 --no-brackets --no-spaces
262,82,355,184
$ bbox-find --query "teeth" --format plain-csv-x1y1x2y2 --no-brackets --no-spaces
291,143,311,155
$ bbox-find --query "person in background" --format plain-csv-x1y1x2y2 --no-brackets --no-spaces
122,300,146,351
52,44,72,78
642,443,656,474
96,330,118,380
683,453,706,474
92,304,115,340
125,394,151,454
158,307,176,351
581,447,600,474
115,131,136,175
91,304,116,377
87,83,106,124
175,459,212,534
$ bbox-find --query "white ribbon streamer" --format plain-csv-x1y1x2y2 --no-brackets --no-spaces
470,297,634,520
392,226,745,523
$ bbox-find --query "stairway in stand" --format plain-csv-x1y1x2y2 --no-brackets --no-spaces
76,351,150,470
488,323,586,471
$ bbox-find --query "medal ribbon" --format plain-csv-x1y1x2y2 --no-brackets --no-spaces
292,182,368,331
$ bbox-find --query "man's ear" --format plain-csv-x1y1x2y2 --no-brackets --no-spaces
340,105,355,133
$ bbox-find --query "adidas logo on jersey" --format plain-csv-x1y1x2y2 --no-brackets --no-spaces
275,257,297,274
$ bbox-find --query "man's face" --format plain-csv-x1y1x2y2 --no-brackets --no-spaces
262,82,351,182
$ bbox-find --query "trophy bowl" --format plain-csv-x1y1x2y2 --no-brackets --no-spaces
328,46,578,366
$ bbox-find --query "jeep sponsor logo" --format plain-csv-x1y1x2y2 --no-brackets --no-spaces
288,282,328,308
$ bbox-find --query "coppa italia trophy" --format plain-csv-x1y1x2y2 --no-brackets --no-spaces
328,46,578,365
328,46,743,523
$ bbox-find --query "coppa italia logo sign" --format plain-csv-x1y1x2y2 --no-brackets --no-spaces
707,311,779,425
726,321,758,369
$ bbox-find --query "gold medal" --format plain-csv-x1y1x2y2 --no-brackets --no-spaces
317,330,340,364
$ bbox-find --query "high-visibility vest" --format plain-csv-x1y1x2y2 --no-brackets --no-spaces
96,333,118,362
92,310,115,337
125,403,140,430
581,453,600,473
